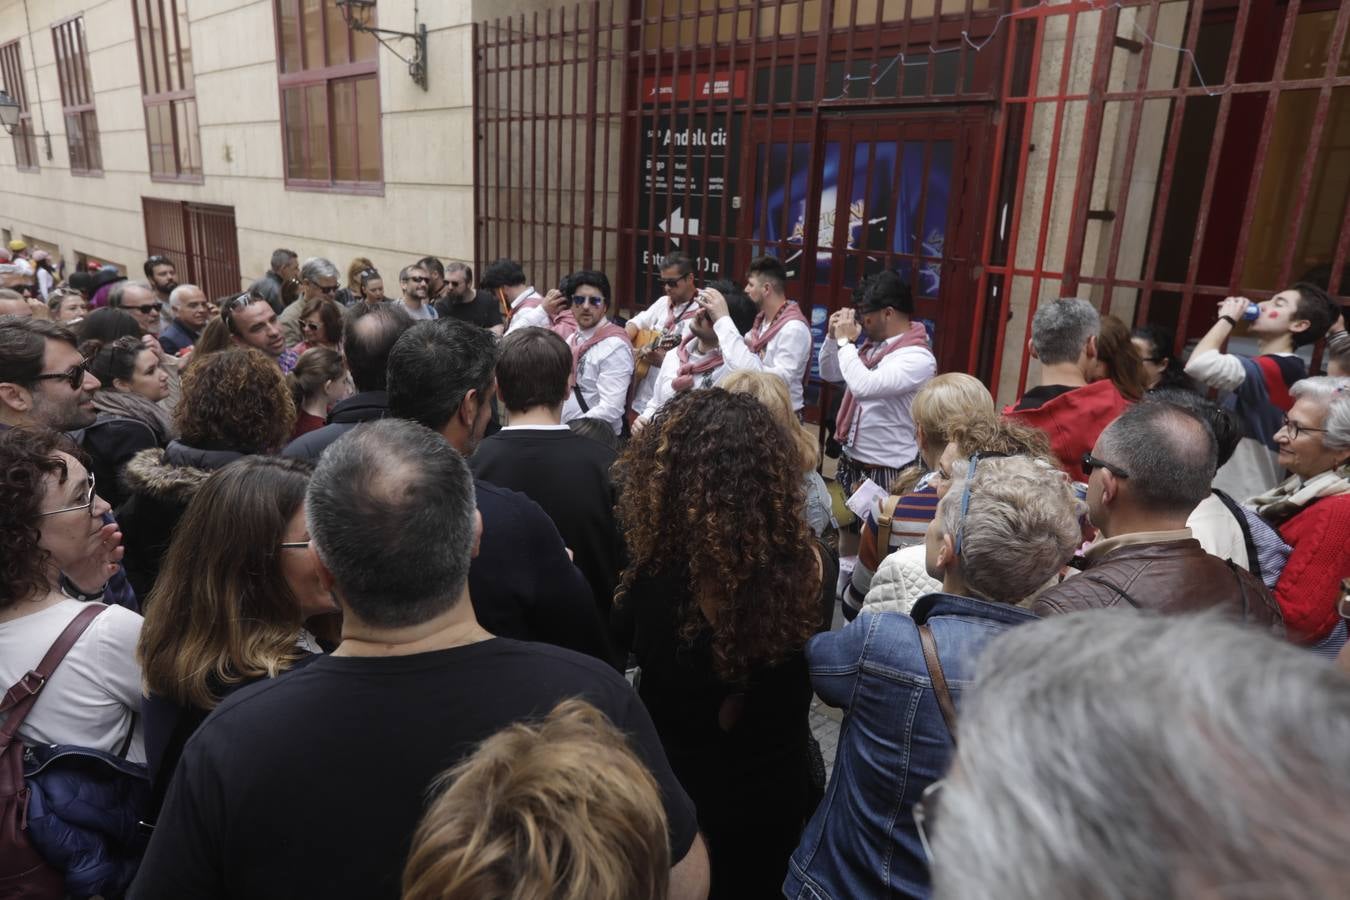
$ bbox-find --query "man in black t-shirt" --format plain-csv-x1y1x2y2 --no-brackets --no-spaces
433,261,505,334
472,327,624,617
130,419,708,900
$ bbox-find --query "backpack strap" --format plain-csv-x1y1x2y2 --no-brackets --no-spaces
1211,488,1263,582
0,604,107,752
1083,574,1142,608
919,624,958,741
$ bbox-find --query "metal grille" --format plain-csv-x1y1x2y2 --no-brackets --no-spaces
143,198,242,302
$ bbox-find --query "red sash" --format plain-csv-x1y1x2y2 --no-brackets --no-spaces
571,321,633,372
834,322,929,441
672,333,722,392
663,297,700,332
746,300,808,357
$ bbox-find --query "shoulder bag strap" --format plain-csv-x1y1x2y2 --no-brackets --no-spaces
918,624,959,741
0,604,107,751
1211,488,1263,582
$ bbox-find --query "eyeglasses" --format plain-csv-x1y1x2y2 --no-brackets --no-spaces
951,452,1009,557
301,320,322,332
1081,453,1130,480
37,471,97,518
32,358,91,391
279,539,311,550
660,275,688,288
309,282,339,295
403,276,428,284
123,302,163,314
912,778,944,864
1281,416,1327,440
571,294,606,307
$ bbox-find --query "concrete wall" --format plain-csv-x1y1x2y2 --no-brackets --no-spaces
0,0,478,289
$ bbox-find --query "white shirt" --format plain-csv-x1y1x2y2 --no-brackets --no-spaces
505,287,546,333
628,295,699,414
561,323,635,435
641,339,729,420
0,599,145,763
818,335,937,468
1187,493,1251,572
37,267,54,299
713,310,813,411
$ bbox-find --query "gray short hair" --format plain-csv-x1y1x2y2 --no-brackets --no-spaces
307,418,477,628
1289,375,1350,451
938,455,1081,603
300,257,339,283
166,283,200,311
108,280,153,308
932,611,1350,900
1097,402,1216,514
1031,298,1099,366
270,248,297,272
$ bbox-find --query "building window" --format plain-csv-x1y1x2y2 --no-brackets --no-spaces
274,0,383,190
51,17,102,175
0,41,39,171
131,0,202,180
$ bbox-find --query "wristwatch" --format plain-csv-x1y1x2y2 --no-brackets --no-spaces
836,336,851,349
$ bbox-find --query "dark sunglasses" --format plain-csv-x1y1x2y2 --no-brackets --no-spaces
571,294,606,307
660,275,688,288
1081,453,1129,479
33,357,91,391
308,282,339,294
403,276,428,284
301,320,322,332
123,302,163,314
952,451,1009,557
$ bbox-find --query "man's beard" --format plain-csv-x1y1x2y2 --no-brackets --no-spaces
34,392,96,431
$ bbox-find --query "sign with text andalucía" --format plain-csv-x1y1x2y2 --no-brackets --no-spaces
641,71,748,104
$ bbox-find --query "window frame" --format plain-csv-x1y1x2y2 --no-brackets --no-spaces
50,15,102,177
0,40,40,172
130,0,204,183
272,0,384,195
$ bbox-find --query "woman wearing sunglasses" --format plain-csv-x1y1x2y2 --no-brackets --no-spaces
1250,376,1350,652
74,336,176,509
787,453,1081,900
138,456,333,819
292,296,344,355
558,270,634,438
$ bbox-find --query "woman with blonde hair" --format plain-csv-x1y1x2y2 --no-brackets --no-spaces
402,699,671,900
722,369,832,535
845,373,996,616
335,255,375,308
138,456,332,817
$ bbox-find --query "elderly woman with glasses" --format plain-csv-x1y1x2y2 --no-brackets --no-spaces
785,454,1082,900
292,296,344,355
1248,375,1350,651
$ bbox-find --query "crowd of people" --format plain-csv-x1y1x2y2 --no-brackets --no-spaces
1,238,1349,900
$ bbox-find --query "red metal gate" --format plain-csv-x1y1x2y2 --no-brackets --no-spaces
142,198,241,302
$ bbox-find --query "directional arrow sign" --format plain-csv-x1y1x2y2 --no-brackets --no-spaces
658,206,701,246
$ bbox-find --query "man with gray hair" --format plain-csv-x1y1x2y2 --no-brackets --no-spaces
277,256,339,345
108,280,163,338
931,612,1350,900
131,419,709,900
1031,402,1282,630
253,247,299,314
1006,297,1131,472
157,283,210,355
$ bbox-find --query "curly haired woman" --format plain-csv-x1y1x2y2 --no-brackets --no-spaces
118,348,296,598
612,388,836,899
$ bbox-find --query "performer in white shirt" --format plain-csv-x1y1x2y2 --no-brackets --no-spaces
818,268,937,497
560,269,634,436
698,255,813,413
626,252,703,417
635,282,757,429
482,258,576,336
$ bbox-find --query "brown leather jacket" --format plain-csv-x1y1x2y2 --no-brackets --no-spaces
1031,538,1285,636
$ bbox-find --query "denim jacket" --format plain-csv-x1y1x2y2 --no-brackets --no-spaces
784,593,1037,899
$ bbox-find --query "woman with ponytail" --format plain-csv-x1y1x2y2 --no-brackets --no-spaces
286,347,352,440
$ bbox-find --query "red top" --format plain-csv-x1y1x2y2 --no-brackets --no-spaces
1004,379,1133,476
291,411,326,441
1275,494,1350,643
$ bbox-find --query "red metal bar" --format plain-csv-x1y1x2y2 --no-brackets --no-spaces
1227,0,1305,292
582,2,600,266
599,0,619,274
520,11,530,270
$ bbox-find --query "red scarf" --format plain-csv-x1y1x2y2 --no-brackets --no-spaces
664,297,700,332
571,321,632,372
834,322,929,440
745,300,808,357
672,333,722,392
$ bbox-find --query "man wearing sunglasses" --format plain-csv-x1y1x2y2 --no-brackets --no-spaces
278,257,339,346
626,253,703,419
395,264,438,321
559,270,633,438
108,280,163,338
1030,402,1282,631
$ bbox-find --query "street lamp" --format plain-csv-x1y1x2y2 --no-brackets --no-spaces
0,90,19,136
335,0,428,91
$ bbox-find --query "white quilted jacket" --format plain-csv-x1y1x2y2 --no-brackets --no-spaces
863,543,941,615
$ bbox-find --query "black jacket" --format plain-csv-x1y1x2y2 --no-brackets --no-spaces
282,391,388,462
